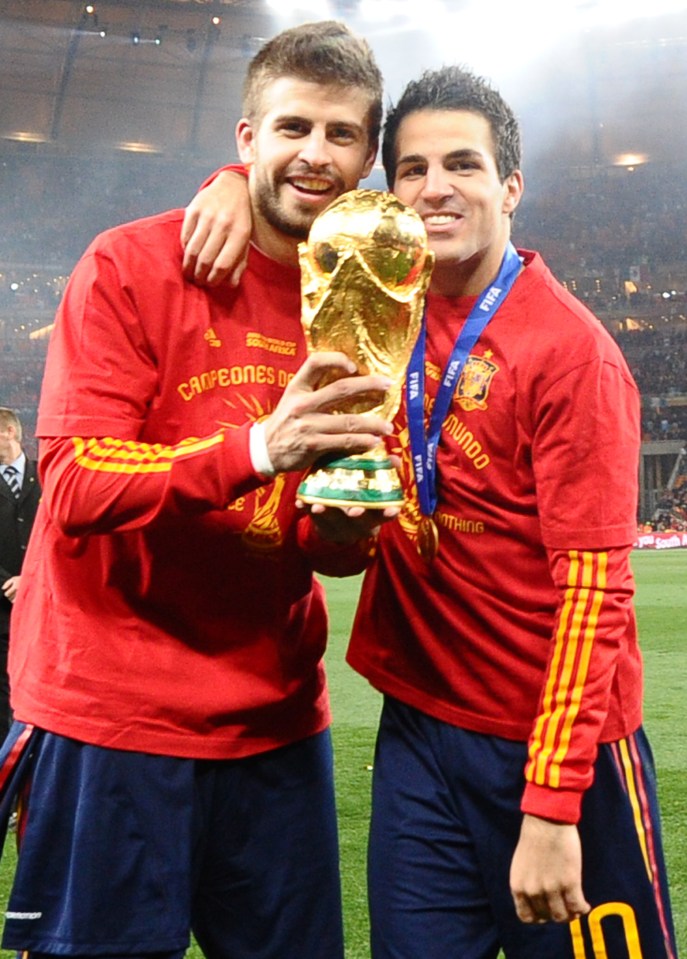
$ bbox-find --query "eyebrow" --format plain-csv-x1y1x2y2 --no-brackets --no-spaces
397,148,486,166
272,114,308,125
273,114,365,133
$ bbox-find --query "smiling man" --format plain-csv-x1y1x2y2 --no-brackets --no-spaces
1,21,391,959
389,109,522,295
182,62,677,959
238,76,376,257
350,66,678,959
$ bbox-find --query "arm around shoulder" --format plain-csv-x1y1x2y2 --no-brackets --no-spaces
181,165,252,287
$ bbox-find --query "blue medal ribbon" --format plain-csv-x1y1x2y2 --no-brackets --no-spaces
406,242,523,518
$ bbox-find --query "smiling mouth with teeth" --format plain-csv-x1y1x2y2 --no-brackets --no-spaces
424,214,460,226
290,177,332,194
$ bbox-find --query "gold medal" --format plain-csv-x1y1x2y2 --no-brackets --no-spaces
417,515,439,562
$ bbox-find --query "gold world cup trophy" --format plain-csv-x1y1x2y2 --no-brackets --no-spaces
297,189,434,509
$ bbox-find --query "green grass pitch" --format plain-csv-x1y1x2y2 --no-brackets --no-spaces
0,549,684,958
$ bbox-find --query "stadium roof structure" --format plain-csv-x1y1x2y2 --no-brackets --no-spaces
0,0,274,163
1,0,686,169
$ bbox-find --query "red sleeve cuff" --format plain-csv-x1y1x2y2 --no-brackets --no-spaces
199,163,249,191
521,781,584,824
218,423,270,504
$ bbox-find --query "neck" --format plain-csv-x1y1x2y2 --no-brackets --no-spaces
1,446,21,466
250,220,302,268
430,237,513,298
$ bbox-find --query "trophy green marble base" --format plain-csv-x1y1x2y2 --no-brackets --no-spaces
297,454,403,509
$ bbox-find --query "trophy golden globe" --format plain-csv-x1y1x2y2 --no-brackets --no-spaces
297,189,434,509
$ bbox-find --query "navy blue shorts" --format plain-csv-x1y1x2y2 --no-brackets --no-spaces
0,723,343,959
368,696,677,959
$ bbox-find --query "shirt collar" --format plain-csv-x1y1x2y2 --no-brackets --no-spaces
2,451,26,482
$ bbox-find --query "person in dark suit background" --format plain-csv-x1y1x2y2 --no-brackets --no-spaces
0,407,41,739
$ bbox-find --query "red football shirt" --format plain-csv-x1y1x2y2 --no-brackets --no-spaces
10,209,360,759
348,250,643,821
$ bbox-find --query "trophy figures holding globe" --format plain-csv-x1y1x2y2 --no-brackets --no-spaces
297,189,434,509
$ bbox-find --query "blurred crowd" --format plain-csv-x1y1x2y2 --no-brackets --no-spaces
641,470,687,532
515,162,687,286
0,153,206,267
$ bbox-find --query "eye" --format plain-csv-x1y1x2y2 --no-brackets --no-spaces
328,126,357,145
397,164,425,180
279,120,308,137
447,157,480,173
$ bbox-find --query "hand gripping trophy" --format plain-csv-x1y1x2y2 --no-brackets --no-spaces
297,189,434,509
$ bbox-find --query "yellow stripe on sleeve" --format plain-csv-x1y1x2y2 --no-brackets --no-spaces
550,552,607,784
72,434,224,474
526,550,609,788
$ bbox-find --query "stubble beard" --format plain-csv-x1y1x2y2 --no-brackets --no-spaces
254,176,315,241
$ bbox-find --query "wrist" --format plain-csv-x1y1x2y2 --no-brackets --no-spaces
249,421,276,478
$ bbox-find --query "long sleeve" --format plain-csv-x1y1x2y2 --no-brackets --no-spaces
8,211,334,759
39,429,264,536
35,225,269,535
198,163,248,191
522,544,640,822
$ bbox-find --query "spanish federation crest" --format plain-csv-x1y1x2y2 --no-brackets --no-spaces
456,354,499,412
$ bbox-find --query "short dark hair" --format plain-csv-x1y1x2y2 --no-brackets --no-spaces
382,65,521,186
243,21,383,146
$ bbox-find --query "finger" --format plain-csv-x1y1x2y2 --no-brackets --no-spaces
342,505,400,522
562,887,591,920
205,243,249,287
182,224,213,280
545,891,574,924
288,429,388,463
305,503,399,522
191,228,231,284
296,375,394,416
180,205,200,247
289,352,358,389
309,505,367,520
315,429,389,453
314,412,393,439
181,239,199,279
518,895,542,924
283,356,374,402
273,420,387,461
512,892,539,924
513,891,553,924
342,506,367,518
226,255,249,289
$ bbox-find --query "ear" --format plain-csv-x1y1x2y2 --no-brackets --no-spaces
503,170,524,216
360,140,379,180
236,118,256,165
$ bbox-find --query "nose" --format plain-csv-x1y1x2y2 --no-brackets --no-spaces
421,165,453,202
297,129,332,168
